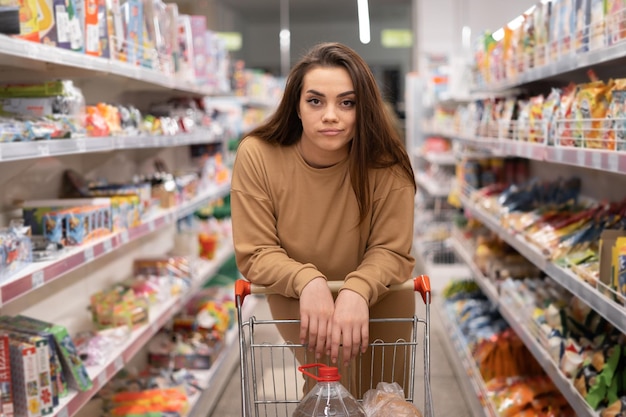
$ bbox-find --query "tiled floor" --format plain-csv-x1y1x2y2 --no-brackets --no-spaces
207,292,473,417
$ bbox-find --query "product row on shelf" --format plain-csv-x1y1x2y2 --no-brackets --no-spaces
0,139,243,416
445,213,626,417
472,0,626,91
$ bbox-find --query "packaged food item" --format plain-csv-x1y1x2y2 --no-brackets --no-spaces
572,81,612,148
528,95,545,143
590,0,608,49
575,0,591,53
607,0,626,45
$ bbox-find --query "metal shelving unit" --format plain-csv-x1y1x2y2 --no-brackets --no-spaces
459,195,626,335
0,182,231,307
450,234,598,417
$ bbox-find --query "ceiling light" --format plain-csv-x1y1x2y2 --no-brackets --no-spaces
357,0,370,44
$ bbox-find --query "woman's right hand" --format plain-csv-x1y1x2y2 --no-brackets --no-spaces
299,277,335,359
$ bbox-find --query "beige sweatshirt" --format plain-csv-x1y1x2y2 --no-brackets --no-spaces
230,136,415,306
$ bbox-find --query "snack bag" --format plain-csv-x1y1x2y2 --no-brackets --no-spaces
528,95,545,143
607,0,626,45
603,78,626,150
543,88,562,145
555,83,578,146
572,81,612,148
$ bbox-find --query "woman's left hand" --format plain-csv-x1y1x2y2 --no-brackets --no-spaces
330,289,369,366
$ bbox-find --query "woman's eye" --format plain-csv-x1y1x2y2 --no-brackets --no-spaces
307,98,321,105
341,100,356,107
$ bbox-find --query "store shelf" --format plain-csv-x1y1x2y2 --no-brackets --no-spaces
188,295,257,416
0,35,218,96
416,150,457,166
50,244,235,417
450,133,626,175
475,41,626,93
459,194,626,336
450,234,598,417
435,298,497,417
0,182,231,307
415,173,452,198
0,130,221,162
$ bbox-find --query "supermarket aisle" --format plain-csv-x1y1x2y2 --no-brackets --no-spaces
208,289,472,416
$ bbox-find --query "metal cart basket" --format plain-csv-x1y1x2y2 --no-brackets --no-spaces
235,275,434,417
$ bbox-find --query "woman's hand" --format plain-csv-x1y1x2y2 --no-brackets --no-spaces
299,277,334,359
331,290,369,366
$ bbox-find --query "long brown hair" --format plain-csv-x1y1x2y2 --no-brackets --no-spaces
245,42,416,222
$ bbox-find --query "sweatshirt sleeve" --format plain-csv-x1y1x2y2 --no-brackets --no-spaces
230,138,323,298
340,179,416,306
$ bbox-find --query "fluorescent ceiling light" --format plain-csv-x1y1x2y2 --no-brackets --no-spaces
357,0,370,44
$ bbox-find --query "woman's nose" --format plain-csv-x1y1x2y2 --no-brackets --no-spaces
322,106,339,122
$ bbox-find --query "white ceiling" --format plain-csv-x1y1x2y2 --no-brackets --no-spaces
215,0,413,24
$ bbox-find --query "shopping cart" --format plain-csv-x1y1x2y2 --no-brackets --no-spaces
235,275,434,417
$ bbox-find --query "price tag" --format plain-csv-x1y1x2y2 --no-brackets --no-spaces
554,147,563,163
591,151,602,170
148,220,156,232
103,239,113,254
32,270,45,289
527,144,534,159
608,152,619,172
57,407,69,417
114,356,124,372
38,143,50,157
84,246,95,263
97,372,107,388
121,230,130,244
76,138,86,153
0,145,3,161
151,322,160,334
576,149,586,166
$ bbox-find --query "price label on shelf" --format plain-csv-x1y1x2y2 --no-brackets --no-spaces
121,230,130,244
103,239,113,254
0,146,3,161
553,147,563,163
591,151,602,170
576,149,585,166
148,220,156,232
608,153,619,172
32,270,45,289
57,407,69,417
114,356,124,372
37,143,50,157
97,372,107,388
76,138,86,153
84,246,95,263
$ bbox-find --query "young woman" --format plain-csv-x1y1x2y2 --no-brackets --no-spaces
231,42,417,396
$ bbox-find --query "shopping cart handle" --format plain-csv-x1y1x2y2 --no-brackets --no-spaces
235,275,431,307
413,274,431,304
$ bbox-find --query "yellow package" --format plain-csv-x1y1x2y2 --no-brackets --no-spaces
572,81,612,148
603,78,626,150
615,236,626,302
528,95,545,143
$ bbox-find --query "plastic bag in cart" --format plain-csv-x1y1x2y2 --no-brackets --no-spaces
362,382,423,417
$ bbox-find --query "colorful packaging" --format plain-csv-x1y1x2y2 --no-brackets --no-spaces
84,0,100,56
572,80,613,149
122,0,143,66
0,316,92,392
534,1,552,67
575,0,590,53
607,0,626,45
590,0,607,49
37,0,59,47
8,340,40,417
0,332,14,417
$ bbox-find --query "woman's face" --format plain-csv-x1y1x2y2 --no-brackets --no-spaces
298,66,356,168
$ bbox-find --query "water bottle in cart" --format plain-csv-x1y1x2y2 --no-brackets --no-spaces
293,363,366,417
